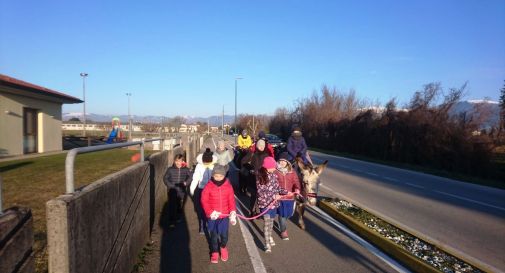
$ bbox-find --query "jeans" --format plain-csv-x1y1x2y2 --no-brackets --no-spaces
207,218,229,252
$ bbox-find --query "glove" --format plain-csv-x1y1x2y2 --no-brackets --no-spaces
210,210,221,220
229,211,237,226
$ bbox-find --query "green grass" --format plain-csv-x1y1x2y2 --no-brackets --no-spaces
310,147,505,190
0,148,153,273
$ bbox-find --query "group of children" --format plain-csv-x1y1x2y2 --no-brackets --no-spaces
163,133,302,264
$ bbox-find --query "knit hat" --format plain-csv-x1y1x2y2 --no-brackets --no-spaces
256,139,266,150
278,152,289,162
262,156,277,169
202,148,213,163
212,165,227,176
258,131,266,139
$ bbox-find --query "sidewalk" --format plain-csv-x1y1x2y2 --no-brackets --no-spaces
140,186,255,273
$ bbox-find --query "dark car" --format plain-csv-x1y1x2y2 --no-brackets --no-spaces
266,134,286,148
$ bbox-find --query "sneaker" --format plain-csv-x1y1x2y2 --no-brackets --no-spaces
281,231,289,240
265,244,271,253
220,247,229,261
269,237,276,246
210,252,219,264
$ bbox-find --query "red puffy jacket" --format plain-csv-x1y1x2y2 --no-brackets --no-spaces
201,178,236,219
275,169,301,200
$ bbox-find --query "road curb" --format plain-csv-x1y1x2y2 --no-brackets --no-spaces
319,200,477,273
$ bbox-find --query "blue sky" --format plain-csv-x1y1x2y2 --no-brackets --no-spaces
1,1,504,117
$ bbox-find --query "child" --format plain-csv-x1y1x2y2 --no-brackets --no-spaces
256,156,288,253
201,165,237,264
215,140,234,174
163,154,192,228
274,152,301,240
190,148,217,234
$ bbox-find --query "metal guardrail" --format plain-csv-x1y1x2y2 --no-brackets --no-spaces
65,138,164,194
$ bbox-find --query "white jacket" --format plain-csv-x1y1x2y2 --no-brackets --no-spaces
190,153,218,195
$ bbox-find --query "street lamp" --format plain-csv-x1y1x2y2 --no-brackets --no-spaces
80,73,88,139
126,93,132,141
234,77,243,137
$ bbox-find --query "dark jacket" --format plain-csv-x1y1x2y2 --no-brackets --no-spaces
241,149,270,174
163,166,192,190
287,136,307,161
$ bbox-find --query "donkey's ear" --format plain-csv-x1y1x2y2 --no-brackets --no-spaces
296,157,308,171
315,160,328,175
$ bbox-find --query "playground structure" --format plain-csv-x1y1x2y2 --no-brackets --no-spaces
106,117,124,144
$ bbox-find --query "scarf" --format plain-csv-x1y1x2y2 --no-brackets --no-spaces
211,177,225,187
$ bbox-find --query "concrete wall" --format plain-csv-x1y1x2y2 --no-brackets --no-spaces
0,91,63,156
46,137,200,273
0,207,34,273
46,162,151,273
146,150,169,232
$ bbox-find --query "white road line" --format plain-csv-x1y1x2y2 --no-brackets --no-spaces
433,190,505,212
383,177,399,182
235,198,267,273
307,206,411,273
405,183,425,189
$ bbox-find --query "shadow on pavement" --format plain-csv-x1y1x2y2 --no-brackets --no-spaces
159,202,192,273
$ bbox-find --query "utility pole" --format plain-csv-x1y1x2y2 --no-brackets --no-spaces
126,93,132,141
80,73,88,141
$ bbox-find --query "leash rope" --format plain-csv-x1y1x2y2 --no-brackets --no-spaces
219,192,311,221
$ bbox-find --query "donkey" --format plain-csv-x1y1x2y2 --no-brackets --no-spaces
295,157,328,230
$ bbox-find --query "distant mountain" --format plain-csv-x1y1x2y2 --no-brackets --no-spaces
449,100,500,129
63,112,235,125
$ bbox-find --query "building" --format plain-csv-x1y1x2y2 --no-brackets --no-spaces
0,74,82,157
62,121,108,131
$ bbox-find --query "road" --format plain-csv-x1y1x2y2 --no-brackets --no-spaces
310,150,505,272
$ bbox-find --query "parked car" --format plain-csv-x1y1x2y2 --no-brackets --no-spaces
266,134,286,148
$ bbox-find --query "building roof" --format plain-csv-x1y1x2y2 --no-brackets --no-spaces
0,74,83,104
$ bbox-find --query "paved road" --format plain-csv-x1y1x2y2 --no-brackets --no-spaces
310,150,505,272
143,136,402,273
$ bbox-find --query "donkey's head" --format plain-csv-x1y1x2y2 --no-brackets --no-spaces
297,158,328,206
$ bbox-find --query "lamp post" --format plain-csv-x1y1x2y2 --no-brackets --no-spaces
126,93,132,141
80,73,88,139
234,77,243,137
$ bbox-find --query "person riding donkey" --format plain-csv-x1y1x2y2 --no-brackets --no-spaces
287,126,311,165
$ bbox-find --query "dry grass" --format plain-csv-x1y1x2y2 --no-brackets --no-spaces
0,148,152,272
